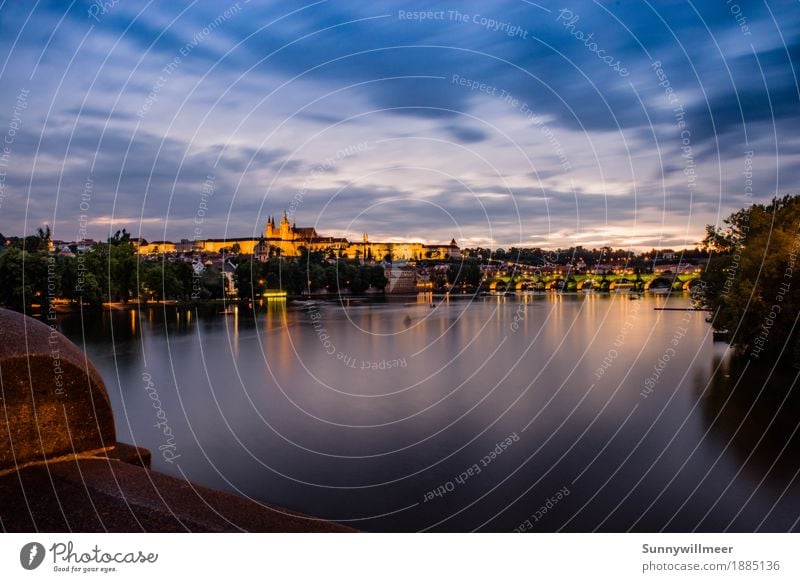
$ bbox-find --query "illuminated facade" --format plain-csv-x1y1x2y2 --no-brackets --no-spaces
136,211,460,261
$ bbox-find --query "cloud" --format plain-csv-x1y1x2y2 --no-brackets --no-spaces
0,0,798,249
440,123,490,144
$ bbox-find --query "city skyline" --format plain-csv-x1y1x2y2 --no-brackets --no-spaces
0,2,798,250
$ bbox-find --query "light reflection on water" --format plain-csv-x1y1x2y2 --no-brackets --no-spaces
57,293,800,531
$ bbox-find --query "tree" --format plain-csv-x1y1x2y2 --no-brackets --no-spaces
366,265,388,290
0,248,48,309
447,263,481,288
0,224,54,311
110,242,137,301
235,260,266,299
169,260,195,299
699,194,800,368
200,266,225,299
109,229,131,245
77,270,104,306
138,259,193,301
21,226,51,252
308,264,326,292
701,208,752,253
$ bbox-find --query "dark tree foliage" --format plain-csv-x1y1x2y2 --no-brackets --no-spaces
699,194,800,368
0,228,233,311
234,258,387,298
0,227,52,309
446,264,482,288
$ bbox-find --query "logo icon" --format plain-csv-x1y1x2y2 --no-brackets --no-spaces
20,542,45,570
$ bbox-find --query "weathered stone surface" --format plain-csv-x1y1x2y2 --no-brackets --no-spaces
0,458,354,532
0,308,116,472
104,441,152,468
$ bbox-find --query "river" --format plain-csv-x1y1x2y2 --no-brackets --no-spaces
55,292,800,532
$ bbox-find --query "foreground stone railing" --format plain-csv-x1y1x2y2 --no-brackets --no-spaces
0,308,351,532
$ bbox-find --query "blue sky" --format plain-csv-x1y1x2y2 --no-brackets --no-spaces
0,0,798,249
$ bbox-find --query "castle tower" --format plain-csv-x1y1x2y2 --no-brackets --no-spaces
280,210,291,240
265,216,276,238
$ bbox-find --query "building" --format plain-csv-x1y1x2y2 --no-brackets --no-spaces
384,265,418,294
136,211,460,261
137,240,177,254
220,260,237,296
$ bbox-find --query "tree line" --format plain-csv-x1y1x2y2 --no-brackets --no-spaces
0,231,392,311
234,250,388,297
0,229,205,309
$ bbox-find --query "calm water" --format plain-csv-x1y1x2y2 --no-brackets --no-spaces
55,293,800,532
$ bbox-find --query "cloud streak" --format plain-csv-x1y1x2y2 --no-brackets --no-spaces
0,0,798,249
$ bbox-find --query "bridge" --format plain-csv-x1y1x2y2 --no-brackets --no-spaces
486,272,700,292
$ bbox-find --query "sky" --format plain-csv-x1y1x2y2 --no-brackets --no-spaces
0,0,798,250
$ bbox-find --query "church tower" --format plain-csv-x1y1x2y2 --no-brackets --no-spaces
265,216,276,238
280,210,291,240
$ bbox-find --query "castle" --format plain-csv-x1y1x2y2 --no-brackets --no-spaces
136,211,461,261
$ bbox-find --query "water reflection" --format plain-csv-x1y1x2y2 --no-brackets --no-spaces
701,354,800,486
53,294,800,531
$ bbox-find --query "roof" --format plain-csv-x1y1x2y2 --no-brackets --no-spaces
201,238,257,243
308,236,349,244
293,227,318,238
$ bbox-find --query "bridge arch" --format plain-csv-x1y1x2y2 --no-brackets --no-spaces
682,278,701,291
645,276,673,291
609,277,634,291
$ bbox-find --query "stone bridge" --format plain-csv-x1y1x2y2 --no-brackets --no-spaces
487,272,700,292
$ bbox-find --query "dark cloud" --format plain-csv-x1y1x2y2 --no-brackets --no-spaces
440,123,490,144
0,0,798,247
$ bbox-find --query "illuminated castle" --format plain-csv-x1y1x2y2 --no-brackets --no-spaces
136,211,460,261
